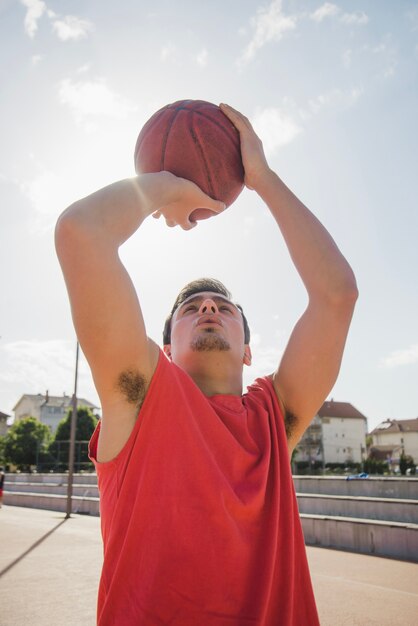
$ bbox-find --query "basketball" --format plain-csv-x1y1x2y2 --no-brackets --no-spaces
134,100,245,221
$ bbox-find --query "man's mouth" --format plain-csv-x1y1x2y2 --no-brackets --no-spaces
196,316,223,328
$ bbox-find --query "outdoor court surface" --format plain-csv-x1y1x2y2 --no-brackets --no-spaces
0,506,417,626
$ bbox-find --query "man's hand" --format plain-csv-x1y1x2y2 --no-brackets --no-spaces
219,103,271,192
151,171,226,230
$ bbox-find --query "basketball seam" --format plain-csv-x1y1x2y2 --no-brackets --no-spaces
193,110,239,149
161,108,182,171
190,112,215,198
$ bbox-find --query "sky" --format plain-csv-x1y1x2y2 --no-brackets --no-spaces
1,0,417,433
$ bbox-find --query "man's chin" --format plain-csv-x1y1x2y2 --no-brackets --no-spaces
190,334,230,352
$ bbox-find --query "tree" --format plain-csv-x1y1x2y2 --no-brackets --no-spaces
48,406,98,471
399,451,415,476
4,417,51,471
0,435,6,465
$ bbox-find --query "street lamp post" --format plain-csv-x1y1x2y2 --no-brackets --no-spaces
66,341,79,519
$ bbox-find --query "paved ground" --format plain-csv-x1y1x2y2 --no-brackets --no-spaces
0,505,417,626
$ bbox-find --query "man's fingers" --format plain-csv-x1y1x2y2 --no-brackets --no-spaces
219,103,252,131
182,219,198,231
152,210,162,219
210,199,227,213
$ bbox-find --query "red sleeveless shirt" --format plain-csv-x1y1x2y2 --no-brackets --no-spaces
89,351,319,625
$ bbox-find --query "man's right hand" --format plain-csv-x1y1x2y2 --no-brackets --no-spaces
150,171,226,230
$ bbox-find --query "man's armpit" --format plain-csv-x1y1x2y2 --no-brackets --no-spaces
116,369,147,408
284,409,298,441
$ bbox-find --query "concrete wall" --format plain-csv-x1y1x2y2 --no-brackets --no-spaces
297,494,418,524
4,473,418,561
293,476,418,499
301,514,418,562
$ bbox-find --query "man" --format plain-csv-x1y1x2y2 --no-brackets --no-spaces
56,103,358,625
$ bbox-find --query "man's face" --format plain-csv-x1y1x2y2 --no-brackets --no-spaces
165,291,251,366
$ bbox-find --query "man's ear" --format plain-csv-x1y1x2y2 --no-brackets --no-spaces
163,345,172,360
243,345,252,366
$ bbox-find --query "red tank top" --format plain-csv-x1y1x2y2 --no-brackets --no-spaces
89,351,319,625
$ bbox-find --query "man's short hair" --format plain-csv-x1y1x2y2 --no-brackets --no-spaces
163,278,251,345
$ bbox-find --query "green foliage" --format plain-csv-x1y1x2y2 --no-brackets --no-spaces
399,452,415,476
3,417,51,471
48,405,98,471
363,458,386,475
0,435,6,465
295,460,323,475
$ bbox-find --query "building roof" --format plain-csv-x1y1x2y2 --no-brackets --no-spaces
318,400,367,420
370,418,418,435
13,393,98,412
0,411,10,419
369,444,402,461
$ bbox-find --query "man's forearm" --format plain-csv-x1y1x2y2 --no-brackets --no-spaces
56,174,163,248
256,169,358,302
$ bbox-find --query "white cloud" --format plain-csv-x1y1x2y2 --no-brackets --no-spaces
196,48,208,68
31,54,43,65
310,3,340,23
0,340,98,411
238,0,297,65
245,343,282,386
160,43,177,62
58,78,137,126
406,8,418,32
364,39,398,80
76,64,91,74
252,106,302,156
20,0,46,38
20,169,63,228
52,15,94,41
342,48,352,68
340,11,369,26
310,5,368,27
300,87,362,120
380,344,418,369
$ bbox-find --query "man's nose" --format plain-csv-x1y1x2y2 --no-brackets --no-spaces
199,299,218,314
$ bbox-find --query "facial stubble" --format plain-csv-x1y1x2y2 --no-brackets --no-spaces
190,328,231,352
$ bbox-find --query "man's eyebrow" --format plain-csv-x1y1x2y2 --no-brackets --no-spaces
178,295,238,310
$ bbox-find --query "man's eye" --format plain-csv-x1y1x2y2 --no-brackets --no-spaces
184,305,197,312
220,306,233,313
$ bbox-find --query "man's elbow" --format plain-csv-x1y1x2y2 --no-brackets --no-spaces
332,273,359,309
55,201,91,255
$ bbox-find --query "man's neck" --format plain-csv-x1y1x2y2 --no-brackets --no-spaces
174,353,243,397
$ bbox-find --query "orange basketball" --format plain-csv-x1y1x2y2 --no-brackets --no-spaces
134,100,245,220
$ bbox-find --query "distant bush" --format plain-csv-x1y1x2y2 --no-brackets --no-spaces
400,452,415,476
295,460,323,475
325,462,361,472
363,458,386,475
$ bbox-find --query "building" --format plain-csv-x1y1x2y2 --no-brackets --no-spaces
370,418,418,464
0,411,10,437
294,400,368,466
13,392,99,434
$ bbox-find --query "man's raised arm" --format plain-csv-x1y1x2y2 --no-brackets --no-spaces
220,103,358,452
55,171,224,461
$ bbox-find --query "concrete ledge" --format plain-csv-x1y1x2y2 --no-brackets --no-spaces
301,513,418,562
293,475,418,499
297,493,418,524
5,482,99,497
3,491,100,516
5,472,97,485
